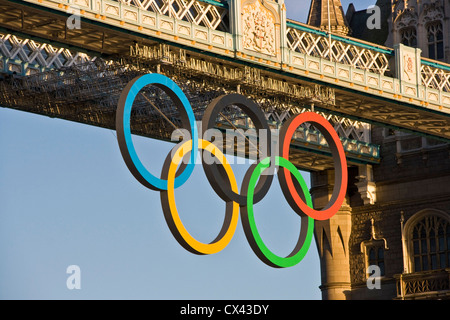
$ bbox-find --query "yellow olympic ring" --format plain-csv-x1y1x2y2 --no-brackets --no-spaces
117,77,348,267
161,139,240,255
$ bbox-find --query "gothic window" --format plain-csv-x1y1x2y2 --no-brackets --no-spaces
361,218,388,278
411,214,450,272
427,22,444,60
368,245,386,276
400,27,417,47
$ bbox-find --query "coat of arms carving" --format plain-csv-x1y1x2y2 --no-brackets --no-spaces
242,1,276,56
403,53,415,81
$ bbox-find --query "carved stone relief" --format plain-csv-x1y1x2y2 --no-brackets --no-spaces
403,52,416,81
422,1,444,24
395,6,418,29
242,1,276,56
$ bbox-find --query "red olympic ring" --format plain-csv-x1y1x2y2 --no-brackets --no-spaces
278,112,348,221
116,74,349,267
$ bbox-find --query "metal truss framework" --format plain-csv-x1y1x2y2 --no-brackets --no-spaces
286,22,392,76
117,0,229,32
128,43,371,143
421,60,450,92
0,0,448,142
0,0,129,55
286,20,450,95
0,0,448,166
0,32,380,171
0,33,96,75
92,0,450,96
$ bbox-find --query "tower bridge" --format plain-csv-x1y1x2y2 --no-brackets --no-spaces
1,0,450,142
1,0,450,300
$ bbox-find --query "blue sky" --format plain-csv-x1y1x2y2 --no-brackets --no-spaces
0,0,376,300
0,107,320,300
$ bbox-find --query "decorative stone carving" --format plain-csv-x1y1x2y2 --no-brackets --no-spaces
403,52,416,81
395,5,418,29
360,218,389,252
242,1,276,56
394,43,421,87
422,1,444,23
355,165,377,205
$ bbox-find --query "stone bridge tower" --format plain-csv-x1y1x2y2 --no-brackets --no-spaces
308,0,450,300
307,0,350,35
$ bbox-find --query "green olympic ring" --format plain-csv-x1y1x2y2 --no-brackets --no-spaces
116,74,348,268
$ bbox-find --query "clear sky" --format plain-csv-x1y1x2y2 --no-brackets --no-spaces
0,0,375,300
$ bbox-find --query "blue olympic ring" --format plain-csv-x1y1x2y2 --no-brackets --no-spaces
116,73,198,191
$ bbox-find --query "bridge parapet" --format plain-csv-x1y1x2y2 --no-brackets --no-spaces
286,20,393,76
15,0,450,113
116,0,229,32
1,0,450,141
0,33,95,75
0,30,381,168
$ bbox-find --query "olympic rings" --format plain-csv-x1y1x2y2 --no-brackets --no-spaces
116,74,348,268
277,112,348,221
202,94,274,206
116,73,198,191
160,139,240,255
241,156,314,268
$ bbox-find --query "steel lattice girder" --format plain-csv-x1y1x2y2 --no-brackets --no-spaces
0,56,381,171
0,0,448,142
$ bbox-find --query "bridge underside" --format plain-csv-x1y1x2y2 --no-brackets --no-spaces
0,0,127,55
0,0,449,172
0,57,374,172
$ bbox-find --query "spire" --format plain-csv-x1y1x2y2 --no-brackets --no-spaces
307,0,351,35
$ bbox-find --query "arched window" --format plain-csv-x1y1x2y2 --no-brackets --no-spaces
400,27,417,47
427,22,444,60
405,210,450,273
361,218,388,277
368,246,386,276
